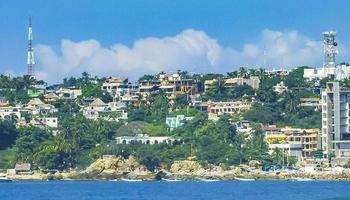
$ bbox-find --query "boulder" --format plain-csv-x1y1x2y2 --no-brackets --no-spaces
170,159,201,174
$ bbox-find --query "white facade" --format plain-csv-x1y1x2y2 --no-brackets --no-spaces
273,81,288,94
56,88,82,99
31,117,58,129
204,76,260,92
0,107,21,120
101,77,129,97
321,82,350,157
207,101,251,115
268,143,303,160
115,134,181,145
304,65,350,80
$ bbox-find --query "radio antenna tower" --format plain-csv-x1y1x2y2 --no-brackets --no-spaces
323,30,338,68
27,16,35,77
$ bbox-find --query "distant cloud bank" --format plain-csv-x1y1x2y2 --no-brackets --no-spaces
34,29,343,83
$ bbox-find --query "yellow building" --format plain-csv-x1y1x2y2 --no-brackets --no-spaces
264,125,320,158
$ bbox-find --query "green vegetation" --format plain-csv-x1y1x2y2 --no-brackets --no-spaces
0,67,323,171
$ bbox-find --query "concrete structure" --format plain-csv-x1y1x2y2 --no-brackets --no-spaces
0,97,9,107
204,76,260,92
235,120,253,135
300,98,321,110
166,115,185,130
264,125,319,158
115,134,181,145
27,88,44,98
304,67,336,80
206,100,252,115
30,117,58,129
44,93,59,102
302,31,350,81
273,81,288,94
0,107,21,120
56,88,82,100
166,115,194,131
268,143,303,159
83,98,128,121
283,128,319,158
138,73,197,99
265,68,290,76
159,73,195,95
83,98,108,120
101,76,129,97
321,82,350,157
26,98,57,115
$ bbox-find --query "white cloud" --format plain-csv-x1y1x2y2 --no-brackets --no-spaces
35,28,341,83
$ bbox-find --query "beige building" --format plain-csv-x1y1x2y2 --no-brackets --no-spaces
206,100,252,115
204,76,260,92
263,125,319,159
101,76,129,97
138,73,197,99
283,127,319,158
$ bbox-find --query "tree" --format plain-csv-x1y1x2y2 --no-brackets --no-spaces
213,77,226,96
36,136,74,170
142,91,169,122
173,94,189,109
243,103,279,124
0,119,19,150
279,91,300,113
283,66,308,88
135,145,161,171
14,126,51,162
238,67,248,78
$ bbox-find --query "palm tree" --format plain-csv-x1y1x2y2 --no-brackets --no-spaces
281,91,300,113
341,78,350,89
213,77,226,96
238,67,248,78
248,69,258,77
227,71,238,78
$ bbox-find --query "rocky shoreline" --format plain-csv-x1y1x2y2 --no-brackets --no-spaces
6,156,350,181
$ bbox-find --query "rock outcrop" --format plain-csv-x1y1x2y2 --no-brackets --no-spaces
75,156,154,180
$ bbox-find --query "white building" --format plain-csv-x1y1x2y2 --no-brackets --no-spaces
0,97,9,107
115,134,181,145
83,98,108,120
56,88,82,100
206,100,252,115
304,65,350,80
321,82,350,157
273,81,288,94
0,107,21,120
204,76,260,92
30,117,58,129
268,143,303,160
101,77,129,97
25,98,57,115
166,115,193,131
83,98,128,121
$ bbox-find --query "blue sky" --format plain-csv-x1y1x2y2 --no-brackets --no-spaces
1,0,350,82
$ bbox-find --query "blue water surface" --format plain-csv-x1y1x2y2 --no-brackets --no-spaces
1,180,350,200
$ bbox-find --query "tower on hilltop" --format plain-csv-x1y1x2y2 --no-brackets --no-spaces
27,16,35,77
323,30,338,68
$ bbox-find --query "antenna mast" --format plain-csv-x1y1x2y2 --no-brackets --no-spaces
27,16,35,77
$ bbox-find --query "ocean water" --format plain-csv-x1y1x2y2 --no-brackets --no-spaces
1,180,350,200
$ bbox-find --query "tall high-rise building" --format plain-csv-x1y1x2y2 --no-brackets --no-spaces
27,16,35,77
321,82,350,157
